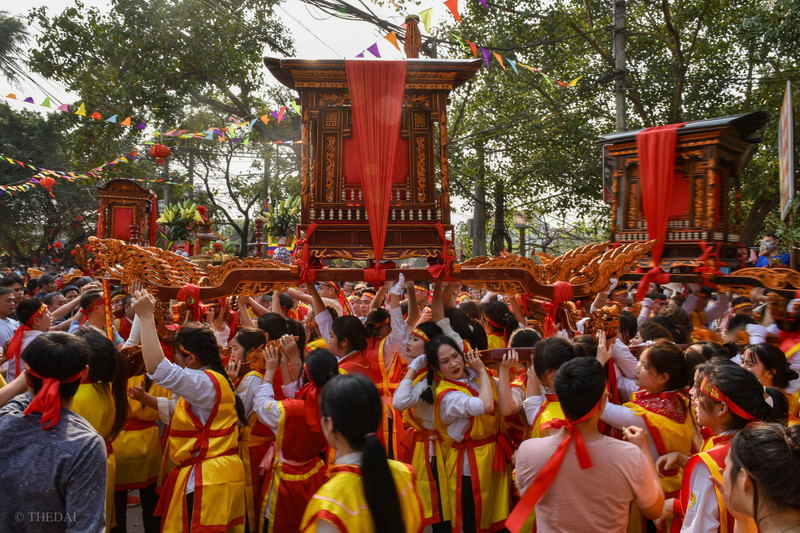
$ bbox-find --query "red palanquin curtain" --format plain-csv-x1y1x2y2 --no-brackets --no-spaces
635,123,687,264
345,59,408,263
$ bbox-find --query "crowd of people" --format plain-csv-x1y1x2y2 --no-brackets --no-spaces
0,260,799,533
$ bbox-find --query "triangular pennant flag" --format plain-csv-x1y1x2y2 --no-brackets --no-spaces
41,97,51,108
23,96,35,104
481,47,491,67
90,111,102,120
260,114,270,124
492,52,506,70
57,103,69,112
466,40,478,59
419,8,433,32
243,136,250,145
120,117,131,126
367,43,381,58
277,105,287,123
566,75,583,87
356,52,365,58
6,94,16,99
290,101,301,116
507,58,518,74
478,0,489,8
74,103,87,116
444,0,461,22
248,118,257,129
204,132,214,140
135,122,146,129
271,110,280,121
218,133,225,142
385,31,401,51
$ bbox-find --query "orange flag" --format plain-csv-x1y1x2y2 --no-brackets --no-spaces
492,52,506,70
444,0,461,22
385,31,401,51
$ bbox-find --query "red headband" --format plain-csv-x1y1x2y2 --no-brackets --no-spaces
411,328,430,342
700,376,756,421
506,388,606,531
24,366,85,430
6,304,47,377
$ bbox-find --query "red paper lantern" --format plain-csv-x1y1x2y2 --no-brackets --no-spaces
149,144,171,165
54,241,62,249
39,175,56,193
76,215,83,222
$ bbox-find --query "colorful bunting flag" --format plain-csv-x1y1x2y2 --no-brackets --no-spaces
507,58,518,74
481,47,491,67
385,31,401,51
466,40,478,58
444,0,461,22
290,101,301,116
419,8,433,33
74,103,87,116
478,0,489,8
41,97,51,108
58,104,69,112
23,97,34,104
90,111,102,120
367,43,381,58
492,52,505,70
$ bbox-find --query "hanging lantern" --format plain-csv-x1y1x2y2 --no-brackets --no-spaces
149,144,171,165
39,175,56,193
54,241,63,249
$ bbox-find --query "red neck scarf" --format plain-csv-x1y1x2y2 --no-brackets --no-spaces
506,388,606,532
296,379,322,432
23,366,85,430
6,304,46,376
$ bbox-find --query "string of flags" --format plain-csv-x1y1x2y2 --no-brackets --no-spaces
353,0,583,89
3,93,303,147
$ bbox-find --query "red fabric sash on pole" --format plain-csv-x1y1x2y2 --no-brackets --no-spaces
635,122,688,266
344,59,407,266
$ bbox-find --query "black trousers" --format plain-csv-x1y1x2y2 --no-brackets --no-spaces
110,485,161,533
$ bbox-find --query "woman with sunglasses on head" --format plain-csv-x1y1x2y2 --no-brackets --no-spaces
254,346,339,533
300,373,422,532
131,289,247,533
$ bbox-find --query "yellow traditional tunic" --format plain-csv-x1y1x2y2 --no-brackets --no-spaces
157,370,246,533
112,374,168,490
72,382,117,531
299,460,422,533
434,376,512,533
486,333,506,350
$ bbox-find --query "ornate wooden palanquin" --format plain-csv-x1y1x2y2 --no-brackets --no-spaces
264,58,482,262
97,179,156,246
598,112,768,268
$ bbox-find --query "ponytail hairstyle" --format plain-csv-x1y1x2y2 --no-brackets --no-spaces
571,334,598,358
286,318,307,355
618,311,638,345
330,315,368,352
320,374,405,533
420,335,463,405
742,343,800,389
304,348,339,388
533,336,579,383
457,300,480,320
686,341,721,361
74,326,128,441
483,300,518,341
696,358,789,430
257,312,291,341
729,423,800,519
644,340,689,391
364,308,391,340
174,322,247,425
509,327,542,348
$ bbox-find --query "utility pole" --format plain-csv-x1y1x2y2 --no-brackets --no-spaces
160,126,173,205
613,0,627,132
187,143,195,200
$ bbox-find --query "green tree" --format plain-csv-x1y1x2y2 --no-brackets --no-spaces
0,11,26,82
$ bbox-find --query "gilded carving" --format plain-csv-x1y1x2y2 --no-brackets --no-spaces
206,258,290,286
415,136,427,202
319,93,349,107
404,94,430,108
413,111,427,129
323,110,339,128
325,135,336,202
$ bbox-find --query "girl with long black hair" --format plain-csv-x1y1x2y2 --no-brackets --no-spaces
131,289,246,533
72,326,128,532
300,373,422,532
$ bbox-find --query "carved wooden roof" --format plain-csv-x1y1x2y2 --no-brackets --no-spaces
264,57,483,91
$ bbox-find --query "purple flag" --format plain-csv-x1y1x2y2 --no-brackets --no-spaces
23,97,34,103
367,43,381,58
478,0,489,8
481,48,491,68
356,52,364,58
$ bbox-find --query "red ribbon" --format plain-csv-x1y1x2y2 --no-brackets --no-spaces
693,240,724,288
24,366,86,430
363,259,396,285
544,281,573,337
175,284,207,321
6,304,47,377
427,222,454,281
294,222,318,283
296,380,322,432
635,267,672,302
506,389,605,532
